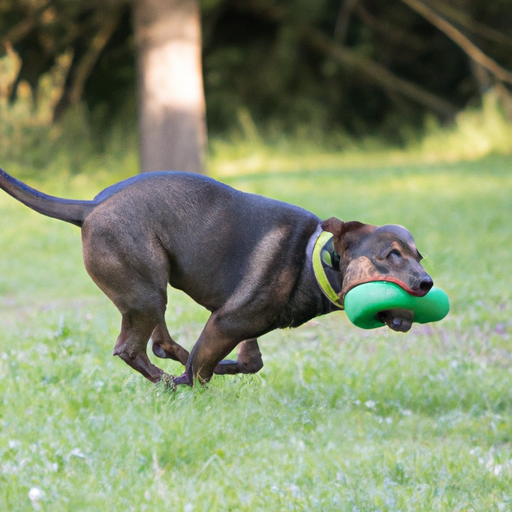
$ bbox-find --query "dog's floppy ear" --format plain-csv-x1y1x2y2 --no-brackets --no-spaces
321,217,376,257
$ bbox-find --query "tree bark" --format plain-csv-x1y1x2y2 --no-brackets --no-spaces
133,0,207,174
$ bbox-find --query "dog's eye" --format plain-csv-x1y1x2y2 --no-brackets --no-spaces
387,249,403,261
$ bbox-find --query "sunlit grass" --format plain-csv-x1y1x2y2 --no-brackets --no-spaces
0,154,511,510
209,90,512,178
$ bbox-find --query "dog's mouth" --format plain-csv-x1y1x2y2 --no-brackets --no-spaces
374,277,431,297
375,308,414,332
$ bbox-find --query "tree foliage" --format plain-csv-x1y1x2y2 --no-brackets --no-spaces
2,0,512,145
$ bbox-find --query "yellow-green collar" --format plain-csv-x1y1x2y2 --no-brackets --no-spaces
312,230,344,309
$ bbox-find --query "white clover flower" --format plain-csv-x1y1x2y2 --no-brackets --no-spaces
28,487,43,502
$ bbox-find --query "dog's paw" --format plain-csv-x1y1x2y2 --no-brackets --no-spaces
376,309,414,332
152,343,171,359
213,359,238,375
173,372,193,387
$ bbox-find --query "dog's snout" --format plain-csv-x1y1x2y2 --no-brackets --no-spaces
419,276,434,294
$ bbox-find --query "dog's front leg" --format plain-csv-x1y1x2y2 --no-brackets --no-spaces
213,339,263,375
173,314,253,386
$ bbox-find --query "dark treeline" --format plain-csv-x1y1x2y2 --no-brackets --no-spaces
2,0,512,147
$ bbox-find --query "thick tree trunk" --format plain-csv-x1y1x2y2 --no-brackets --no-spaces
133,0,207,173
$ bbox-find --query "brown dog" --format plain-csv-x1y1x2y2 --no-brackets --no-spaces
0,169,433,387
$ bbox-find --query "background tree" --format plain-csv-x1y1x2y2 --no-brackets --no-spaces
134,0,206,173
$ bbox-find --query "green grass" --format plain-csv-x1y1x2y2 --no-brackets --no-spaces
1,154,512,510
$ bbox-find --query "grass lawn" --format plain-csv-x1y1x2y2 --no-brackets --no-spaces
0,154,511,511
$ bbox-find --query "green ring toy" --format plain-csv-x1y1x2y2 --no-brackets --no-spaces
344,282,450,330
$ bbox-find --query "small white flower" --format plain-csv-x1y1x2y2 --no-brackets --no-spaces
69,447,86,459
8,440,20,449
288,484,301,498
28,487,43,502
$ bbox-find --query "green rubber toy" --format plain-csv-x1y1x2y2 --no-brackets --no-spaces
344,281,450,330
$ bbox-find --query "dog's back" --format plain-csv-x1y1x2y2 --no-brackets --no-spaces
82,171,321,312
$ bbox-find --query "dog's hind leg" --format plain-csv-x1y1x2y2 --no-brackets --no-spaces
113,310,166,383
82,220,175,383
151,322,189,365
213,339,263,375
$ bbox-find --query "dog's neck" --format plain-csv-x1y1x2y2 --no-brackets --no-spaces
307,226,344,310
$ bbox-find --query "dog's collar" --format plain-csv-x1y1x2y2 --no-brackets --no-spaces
309,227,344,309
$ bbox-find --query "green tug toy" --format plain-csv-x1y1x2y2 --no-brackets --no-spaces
344,281,450,330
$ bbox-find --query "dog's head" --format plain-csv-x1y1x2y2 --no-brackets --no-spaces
322,218,433,332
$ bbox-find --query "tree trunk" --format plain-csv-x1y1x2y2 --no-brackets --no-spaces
133,0,207,174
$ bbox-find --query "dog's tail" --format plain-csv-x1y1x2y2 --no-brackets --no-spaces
0,168,96,227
